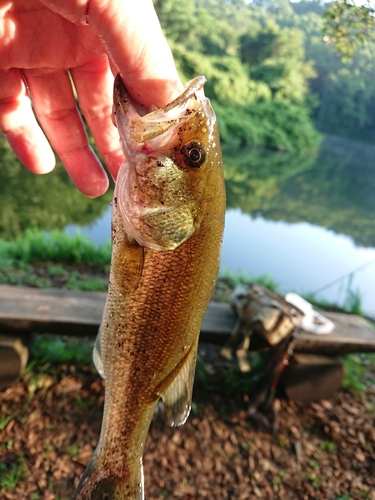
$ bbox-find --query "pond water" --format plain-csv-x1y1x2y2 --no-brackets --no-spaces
66,205,375,318
1,133,374,317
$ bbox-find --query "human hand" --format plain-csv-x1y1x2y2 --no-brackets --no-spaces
0,0,183,197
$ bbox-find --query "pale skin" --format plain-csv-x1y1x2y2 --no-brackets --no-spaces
0,0,184,197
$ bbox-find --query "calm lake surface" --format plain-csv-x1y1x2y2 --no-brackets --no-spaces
66,206,375,318
1,133,374,317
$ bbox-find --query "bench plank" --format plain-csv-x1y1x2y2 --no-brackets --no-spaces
0,285,374,355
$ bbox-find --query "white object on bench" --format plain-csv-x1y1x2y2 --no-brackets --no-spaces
285,293,335,335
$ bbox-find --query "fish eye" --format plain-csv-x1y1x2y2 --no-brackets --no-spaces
181,141,206,168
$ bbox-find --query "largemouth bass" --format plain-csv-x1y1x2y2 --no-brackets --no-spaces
74,75,225,500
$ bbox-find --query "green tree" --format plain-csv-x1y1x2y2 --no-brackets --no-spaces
291,0,326,16
279,3,375,141
323,0,375,59
317,45,375,139
154,0,238,56
240,20,316,104
155,0,321,152
251,0,294,15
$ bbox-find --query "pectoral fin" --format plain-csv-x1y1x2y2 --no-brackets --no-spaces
112,234,145,294
161,338,199,427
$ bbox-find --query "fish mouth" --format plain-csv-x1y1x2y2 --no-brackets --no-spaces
113,75,214,146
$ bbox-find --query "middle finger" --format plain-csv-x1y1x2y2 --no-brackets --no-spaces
71,57,124,182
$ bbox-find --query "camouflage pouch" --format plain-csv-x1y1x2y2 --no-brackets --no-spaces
221,283,302,372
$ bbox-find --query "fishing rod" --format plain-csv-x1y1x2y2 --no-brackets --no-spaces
312,257,375,295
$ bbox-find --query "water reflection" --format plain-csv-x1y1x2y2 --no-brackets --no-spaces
0,136,113,240
236,135,375,248
223,143,317,214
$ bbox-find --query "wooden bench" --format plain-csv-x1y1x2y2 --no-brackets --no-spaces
1,285,374,399
1,285,374,352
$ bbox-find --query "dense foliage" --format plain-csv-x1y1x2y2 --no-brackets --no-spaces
155,0,375,143
278,0,375,141
323,0,375,59
154,0,321,152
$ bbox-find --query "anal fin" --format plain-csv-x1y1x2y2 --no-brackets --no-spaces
161,337,199,427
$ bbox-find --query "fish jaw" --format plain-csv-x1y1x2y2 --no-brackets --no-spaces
113,75,213,143
113,75,219,251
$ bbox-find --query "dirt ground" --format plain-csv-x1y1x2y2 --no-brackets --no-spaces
1,342,375,500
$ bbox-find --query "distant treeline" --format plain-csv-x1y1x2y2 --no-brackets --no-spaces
154,0,375,147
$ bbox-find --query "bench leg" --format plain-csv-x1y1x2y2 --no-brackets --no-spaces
0,334,29,390
280,353,344,403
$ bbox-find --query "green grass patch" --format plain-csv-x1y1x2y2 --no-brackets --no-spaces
343,353,375,395
0,457,25,493
0,228,111,265
215,268,279,302
304,285,366,317
0,260,109,292
65,272,108,292
219,268,279,292
30,335,94,365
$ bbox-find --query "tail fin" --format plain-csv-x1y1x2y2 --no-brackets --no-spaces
74,453,144,500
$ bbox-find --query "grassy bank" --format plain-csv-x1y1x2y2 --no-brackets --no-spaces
0,228,111,265
0,229,110,292
0,228,368,311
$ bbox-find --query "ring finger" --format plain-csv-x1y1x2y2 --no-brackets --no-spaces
23,68,109,197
